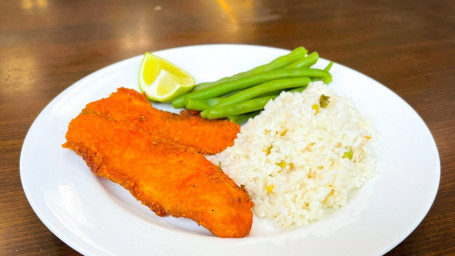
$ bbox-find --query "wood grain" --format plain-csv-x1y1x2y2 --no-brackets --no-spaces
1,0,454,255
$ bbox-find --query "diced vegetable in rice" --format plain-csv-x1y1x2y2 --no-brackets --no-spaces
208,82,377,229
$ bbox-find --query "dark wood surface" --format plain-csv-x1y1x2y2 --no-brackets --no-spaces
1,0,454,255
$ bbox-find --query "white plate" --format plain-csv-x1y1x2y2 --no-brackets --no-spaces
20,44,440,256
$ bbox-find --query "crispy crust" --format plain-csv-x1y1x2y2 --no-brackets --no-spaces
81,87,240,154
62,88,253,238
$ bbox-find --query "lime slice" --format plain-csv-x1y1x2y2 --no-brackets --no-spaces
138,52,195,102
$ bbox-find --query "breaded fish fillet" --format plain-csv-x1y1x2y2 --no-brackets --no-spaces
63,90,253,238
82,88,240,154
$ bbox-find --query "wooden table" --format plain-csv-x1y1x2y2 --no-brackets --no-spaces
1,0,453,255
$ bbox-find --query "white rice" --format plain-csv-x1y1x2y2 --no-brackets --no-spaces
208,82,377,229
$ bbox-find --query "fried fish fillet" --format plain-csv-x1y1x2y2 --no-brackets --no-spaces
63,89,253,238
82,87,240,154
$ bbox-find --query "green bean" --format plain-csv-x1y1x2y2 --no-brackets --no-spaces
172,68,331,108
185,89,280,111
201,95,276,119
209,77,311,109
228,111,261,124
323,61,334,83
324,61,334,72
311,61,334,83
286,52,319,69
185,97,222,111
204,80,315,119
289,85,309,93
193,47,308,91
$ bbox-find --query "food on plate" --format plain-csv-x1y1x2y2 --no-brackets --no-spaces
172,66,332,109
134,46,334,145
62,46,377,237
63,88,253,238
139,52,195,102
208,81,377,229
200,77,312,119
193,46,309,92
201,95,276,120
285,51,319,70
170,47,333,112
187,77,311,112
228,111,261,124
134,46,335,125
136,46,333,123
82,88,239,154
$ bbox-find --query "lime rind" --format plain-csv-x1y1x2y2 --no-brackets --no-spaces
138,52,194,102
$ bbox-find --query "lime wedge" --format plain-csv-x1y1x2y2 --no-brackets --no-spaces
138,52,195,102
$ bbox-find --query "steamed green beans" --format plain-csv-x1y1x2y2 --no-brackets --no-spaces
228,111,261,124
201,95,277,120
310,61,334,83
322,61,334,83
285,52,319,69
324,61,334,72
185,97,223,111
202,81,312,119
207,77,311,109
166,46,335,122
193,47,308,91
172,68,331,108
185,88,283,111
290,85,310,93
